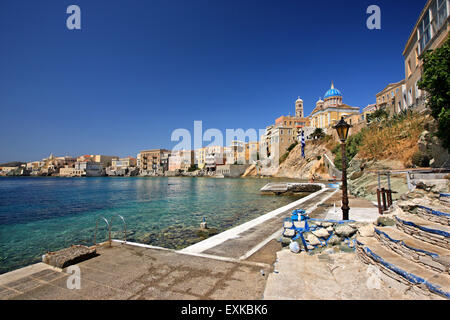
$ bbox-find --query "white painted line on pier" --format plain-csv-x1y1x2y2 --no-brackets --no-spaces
179,184,329,255
238,188,339,261
239,228,284,261
112,240,173,251
111,240,270,268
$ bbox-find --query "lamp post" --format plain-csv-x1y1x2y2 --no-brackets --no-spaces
333,117,352,221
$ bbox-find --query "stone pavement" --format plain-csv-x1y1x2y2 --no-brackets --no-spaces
263,249,432,300
0,242,270,300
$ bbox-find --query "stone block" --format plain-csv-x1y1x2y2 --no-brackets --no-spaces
42,245,97,268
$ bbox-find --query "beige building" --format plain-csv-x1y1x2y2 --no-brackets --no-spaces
0,167,18,173
111,157,137,169
259,125,273,160
245,141,259,164
376,80,406,116
216,164,251,178
195,147,207,169
76,155,118,167
226,141,246,165
403,0,449,111
59,166,82,177
309,83,360,130
138,149,171,174
270,126,296,163
169,150,195,172
362,103,378,121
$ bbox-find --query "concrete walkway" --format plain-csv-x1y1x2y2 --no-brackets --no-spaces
263,250,431,300
181,188,338,259
0,242,270,300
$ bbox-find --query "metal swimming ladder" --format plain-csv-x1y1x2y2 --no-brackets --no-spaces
110,214,127,243
94,215,127,246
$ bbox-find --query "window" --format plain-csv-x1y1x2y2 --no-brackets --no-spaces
432,0,448,35
407,59,412,77
419,10,431,52
415,47,419,66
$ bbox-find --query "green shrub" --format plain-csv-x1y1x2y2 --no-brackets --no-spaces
332,131,365,171
187,165,198,172
279,152,289,164
418,36,450,152
287,142,298,152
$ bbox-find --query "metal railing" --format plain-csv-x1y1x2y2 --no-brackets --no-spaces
94,215,127,247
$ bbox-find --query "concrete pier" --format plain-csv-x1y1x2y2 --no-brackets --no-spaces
0,185,337,300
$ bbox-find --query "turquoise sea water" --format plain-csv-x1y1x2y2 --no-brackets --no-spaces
0,177,303,274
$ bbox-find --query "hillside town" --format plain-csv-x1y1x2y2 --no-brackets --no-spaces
1,0,449,180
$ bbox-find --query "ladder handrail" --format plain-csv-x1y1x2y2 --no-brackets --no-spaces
94,217,111,246
110,214,127,242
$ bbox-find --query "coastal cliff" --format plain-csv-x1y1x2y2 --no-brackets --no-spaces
274,139,336,180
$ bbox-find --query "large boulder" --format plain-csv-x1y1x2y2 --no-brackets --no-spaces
312,228,330,238
334,224,357,238
418,130,450,168
306,233,322,246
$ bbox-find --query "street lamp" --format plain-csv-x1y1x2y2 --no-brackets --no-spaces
333,117,352,220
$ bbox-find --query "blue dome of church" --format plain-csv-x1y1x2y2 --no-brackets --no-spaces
324,82,342,99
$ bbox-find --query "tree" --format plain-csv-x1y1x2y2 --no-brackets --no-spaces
311,128,325,140
367,109,389,123
332,131,364,171
418,36,450,151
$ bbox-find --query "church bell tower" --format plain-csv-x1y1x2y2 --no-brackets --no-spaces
295,97,304,118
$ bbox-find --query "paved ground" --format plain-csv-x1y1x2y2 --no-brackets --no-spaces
193,189,338,259
263,249,430,300
0,242,270,300
1,186,396,300
308,192,378,220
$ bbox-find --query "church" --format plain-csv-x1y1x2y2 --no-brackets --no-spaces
308,83,360,129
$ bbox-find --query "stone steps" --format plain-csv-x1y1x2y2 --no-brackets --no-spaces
415,206,450,226
356,236,450,299
374,226,450,274
395,214,450,248
440,194,450,207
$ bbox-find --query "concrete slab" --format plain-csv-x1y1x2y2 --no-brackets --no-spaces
0,262,58,286
325,207,380,222
263,249,430,300
180,187,334,255
2,243,270,300
185,188,338,259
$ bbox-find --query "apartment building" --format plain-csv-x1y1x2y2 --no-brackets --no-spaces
403,0,449,110
111,157,137,169
245,141,259,164
169,150,195,172
73,161,104,177
138,149,171,174
375,80,406,116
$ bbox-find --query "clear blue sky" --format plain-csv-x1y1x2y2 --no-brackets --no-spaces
0,0,426,163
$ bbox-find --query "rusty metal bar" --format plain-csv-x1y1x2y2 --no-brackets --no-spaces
381,188,388,211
